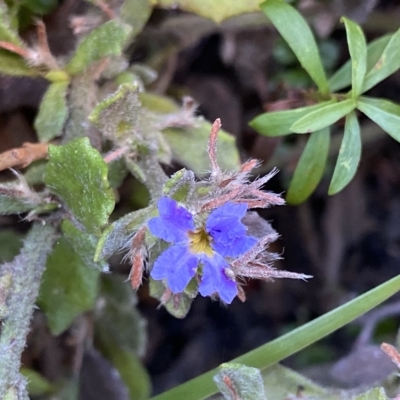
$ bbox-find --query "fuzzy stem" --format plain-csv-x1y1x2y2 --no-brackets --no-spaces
0,222,57,398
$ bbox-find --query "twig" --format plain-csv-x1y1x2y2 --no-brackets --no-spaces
0,143,48,172
0,222,57,398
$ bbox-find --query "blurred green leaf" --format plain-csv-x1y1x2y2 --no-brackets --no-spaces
21,0,58,14
260,0,329,94
45,138,115,235
152,0,262,23
353,388,389,400
164,120,240,174
342,17,367,98
0,183,42,215
0,50,36,76
95,275,150,399
62,219,108,272
328,34,392,93
20,367,54,396
357,96,400,142
0,230,22,262
65,20,132,75
214,363,266,400
89,83,140,141
329,111,361,195
34,81,69,142
150,273,400,400
291,99,355,133
249,100,335,137
121,0,152,38
287,127,330,204
362,28,400,92
38,237,100,335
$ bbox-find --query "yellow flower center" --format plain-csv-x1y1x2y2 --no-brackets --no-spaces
188,227,214,256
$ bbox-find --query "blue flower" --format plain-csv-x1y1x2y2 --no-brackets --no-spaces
148,197,257,303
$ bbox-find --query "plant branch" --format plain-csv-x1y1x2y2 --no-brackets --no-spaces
0,222,57,398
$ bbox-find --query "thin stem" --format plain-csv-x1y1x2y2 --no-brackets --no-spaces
0,222,57,398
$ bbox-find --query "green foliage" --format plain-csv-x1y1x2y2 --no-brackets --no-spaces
214,363,266,400
260,0,329,95
252,1,400,201
150,273,400,400
45,138,115,235
65,20,132,75
34,81,69,142
20,368,54,396
38,237,100,335
153,0,263,23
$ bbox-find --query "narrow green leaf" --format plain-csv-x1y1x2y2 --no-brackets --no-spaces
287,127,330,204
65,20,132,75
44,138,115,235
342,17,367,98
38,238,100,335
34,81,69,142
362,27,400,92
328,111,361,195
20,368,54,396
0,183,42,215
249,100,335,137
328,34,392,92
260,0,329,94
291,99,355,133
357,96,400,142
149,274,400,400
214,364,266,400
0,51,37,76
121,0,152,38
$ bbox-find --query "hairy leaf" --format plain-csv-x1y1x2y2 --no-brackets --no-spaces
65,20,132,75
34,81,69,142
45,138,115,235
38,237,100,335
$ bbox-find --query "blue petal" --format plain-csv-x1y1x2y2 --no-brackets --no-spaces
212,235,257,257
206,202,256,257
148,197,194,243
151,244,199,293
198,253,238,304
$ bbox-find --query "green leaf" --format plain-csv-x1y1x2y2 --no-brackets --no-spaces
149,273,400,400
260,0,329,94
152,0,262,23
291,99,355,133
62,219,108,272
357,96,400,142
362,27,400,92
0,50,37,76
20,368,54,396
353,388,389,400
34,81,69,142
44,138,115,235
249,100,335,137
342,17,367,98
94,274,150,399
0,183,42,215
89,83,141,141
214,363,266,400
328,34,392,93
328,111,361,195
38,237,100,335
65,20,132,75
164,120,240,174
121,0,152,38
287,127,330,204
